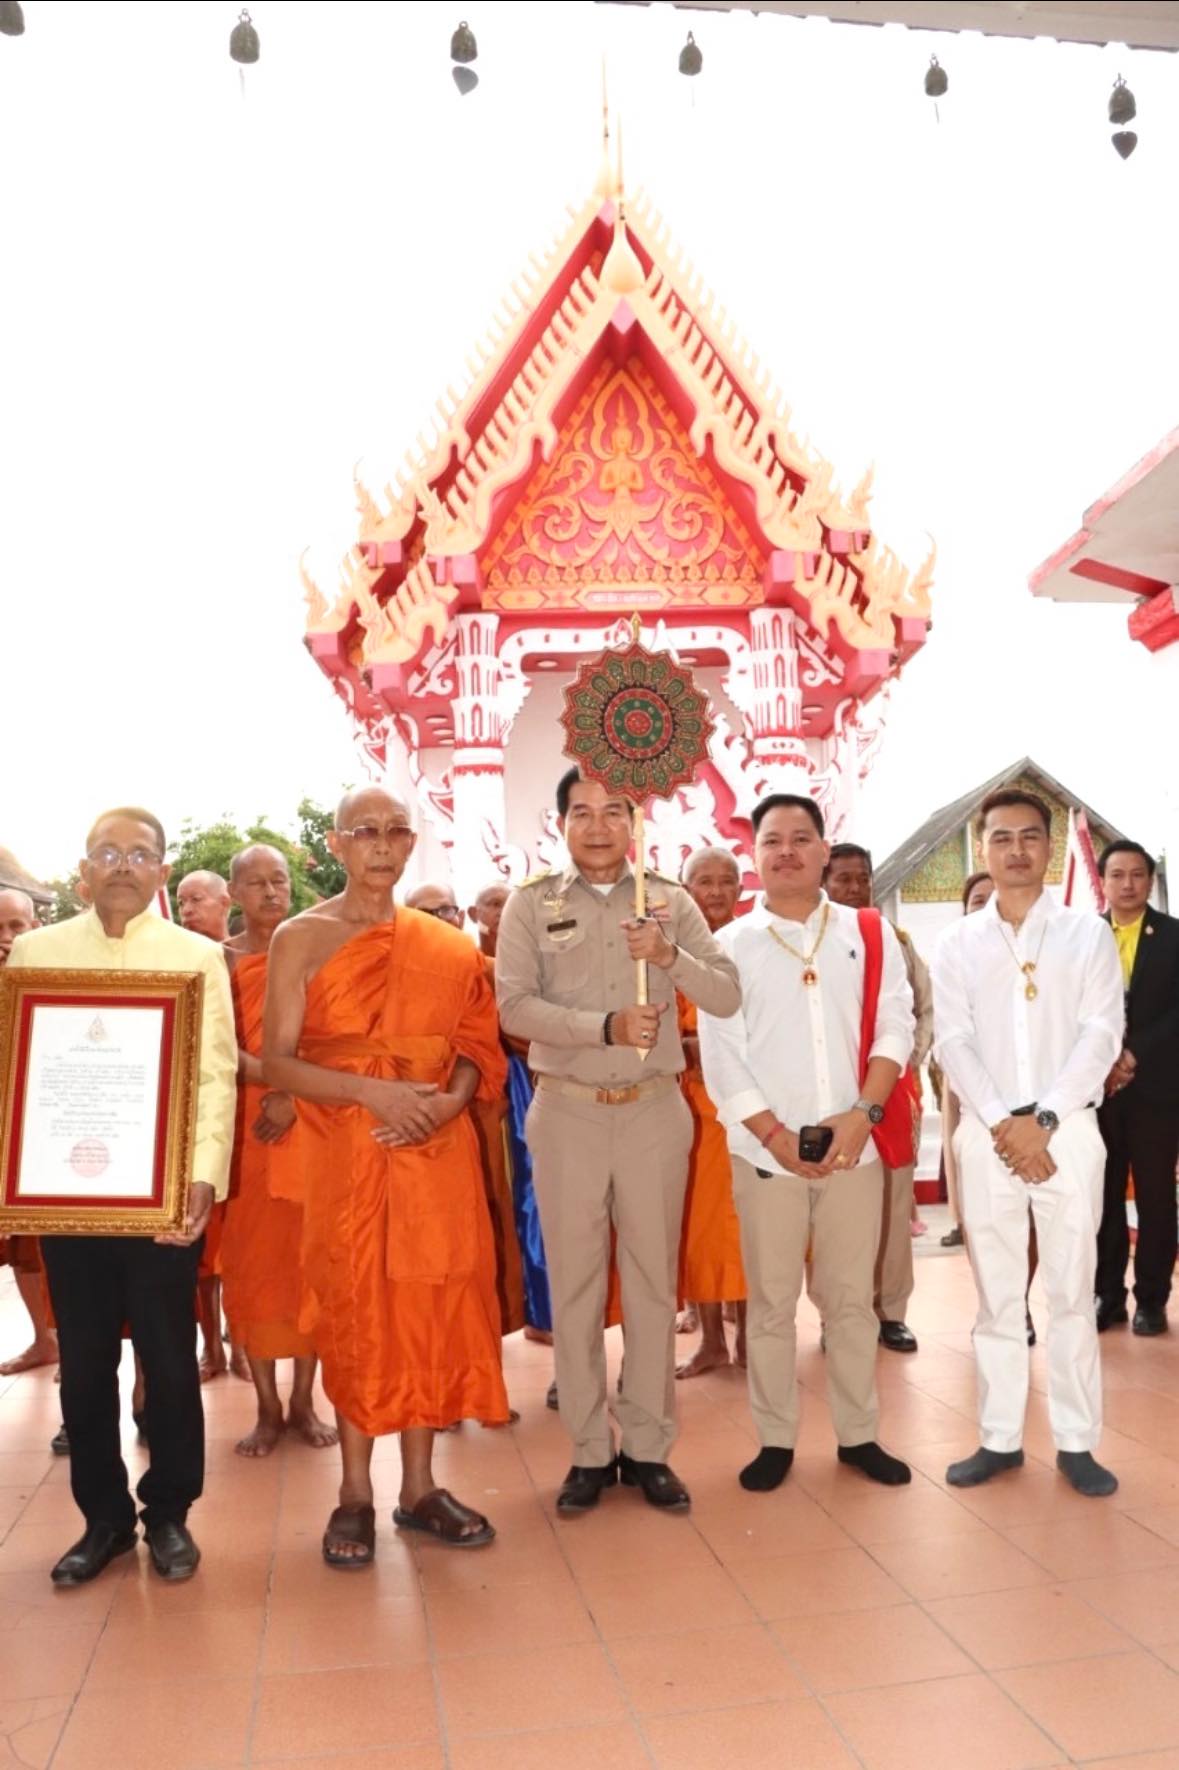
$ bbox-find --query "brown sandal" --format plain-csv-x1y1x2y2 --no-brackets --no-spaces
393,1487,495,1548
321,1503,376,1569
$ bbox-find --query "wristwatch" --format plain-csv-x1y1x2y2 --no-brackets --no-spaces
1034,1108,1059,1133
853,1098,885,1126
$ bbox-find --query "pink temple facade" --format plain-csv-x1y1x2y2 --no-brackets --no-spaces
302,153,934,903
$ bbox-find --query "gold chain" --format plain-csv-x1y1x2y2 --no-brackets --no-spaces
997,916,1049,1001
766,902,831,987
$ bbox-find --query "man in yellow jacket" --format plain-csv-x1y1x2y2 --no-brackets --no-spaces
9,808,237,1587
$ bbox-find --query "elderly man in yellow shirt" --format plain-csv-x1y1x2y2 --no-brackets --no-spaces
8,808,237,1587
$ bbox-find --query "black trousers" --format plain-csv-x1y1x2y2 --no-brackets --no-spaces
1095,1092,1179,1312
41,1234,204,1532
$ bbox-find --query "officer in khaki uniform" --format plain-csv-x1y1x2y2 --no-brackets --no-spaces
496,769,741,1516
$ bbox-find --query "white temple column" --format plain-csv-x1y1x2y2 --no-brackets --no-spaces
747,607,814,798
450,611,508,907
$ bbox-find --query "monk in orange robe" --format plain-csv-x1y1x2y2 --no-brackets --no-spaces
467,884,526,1339
0,890,58,1377
264,789,509,1566
676,848,747,1377
219,845,338,1458
178,868,250,1384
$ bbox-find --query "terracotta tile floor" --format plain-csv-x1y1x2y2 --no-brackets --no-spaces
3,1211,1179,1769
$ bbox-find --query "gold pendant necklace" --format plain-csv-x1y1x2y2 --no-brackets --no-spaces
998,918,1049,1001
767,902,831,986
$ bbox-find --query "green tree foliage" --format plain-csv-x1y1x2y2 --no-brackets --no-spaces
166,807,341,918
297,795,348,900
46,872,83,922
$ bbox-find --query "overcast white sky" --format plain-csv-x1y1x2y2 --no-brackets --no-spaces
3,1,1177,881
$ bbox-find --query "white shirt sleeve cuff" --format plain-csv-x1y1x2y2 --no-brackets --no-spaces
869,1033,912,1070
718,1087,772,1129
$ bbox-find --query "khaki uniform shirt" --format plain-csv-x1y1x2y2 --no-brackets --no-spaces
496,862,741,1086
894,927,934,1070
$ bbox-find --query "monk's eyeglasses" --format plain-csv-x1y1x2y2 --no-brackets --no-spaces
338,824,415,845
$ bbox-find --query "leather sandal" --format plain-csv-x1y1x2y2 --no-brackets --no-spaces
321,1503,376,1569
393,1488,495,1548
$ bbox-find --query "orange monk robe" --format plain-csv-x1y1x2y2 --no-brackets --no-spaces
197,1206,224,1281
293,914,510,1436
678,994,746,1304
470,956,526,1336
220,952,315,1360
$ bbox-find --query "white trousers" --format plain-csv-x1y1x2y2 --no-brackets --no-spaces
956,1108,1106,1454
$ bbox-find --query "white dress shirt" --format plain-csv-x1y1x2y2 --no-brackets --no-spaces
698,893,915,1175
931,890,1123,1130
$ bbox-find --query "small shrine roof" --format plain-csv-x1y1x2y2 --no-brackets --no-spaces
0,845,53,906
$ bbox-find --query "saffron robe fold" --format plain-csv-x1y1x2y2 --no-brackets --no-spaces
470,956,526,1336
293,913,510,1435
678,995,746,1303
220,952,314,1360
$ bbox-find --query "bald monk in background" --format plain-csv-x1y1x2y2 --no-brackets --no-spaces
0,889,58,1376
177,869,247,1382
676,849,747,1377
220,845,337,1457
404,880,464,929
264,789,509,1565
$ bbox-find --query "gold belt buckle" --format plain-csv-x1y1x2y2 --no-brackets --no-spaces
596,1084,640,1106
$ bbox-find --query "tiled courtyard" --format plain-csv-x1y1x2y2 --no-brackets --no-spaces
3,1213,1179,1770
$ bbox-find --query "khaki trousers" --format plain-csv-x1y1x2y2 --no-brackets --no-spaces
733,1154,883,1449
874,1163,916,1322
526,1084,693,1467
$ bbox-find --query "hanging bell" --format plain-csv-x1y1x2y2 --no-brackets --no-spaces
229,8,260,66
679,31,702,77
451,20,477,64
924,56,948,99
1108,76,1136,126
1111,130,1138,159
452,64,478,96
0,2,26,36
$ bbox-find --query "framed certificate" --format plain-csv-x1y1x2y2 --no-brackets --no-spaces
0,970,202,1236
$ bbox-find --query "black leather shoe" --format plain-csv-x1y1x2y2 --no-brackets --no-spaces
50,1523,137,1587
49,1425,69,1457
1026,1310,1037,1348
878,1320,918,1353
618,1452,691,1511
1096,1299,1129,1333
557,1459,618,1515
940,1225,965,1248
545,1380,559,1411
1133,1307,1168,1337
144,1520,201,1581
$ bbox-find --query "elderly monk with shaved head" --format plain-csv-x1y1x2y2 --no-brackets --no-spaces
404,881,465,929
219,845,337,1458
0,889,59,1377
263,789,509,1565
177,868,245,1382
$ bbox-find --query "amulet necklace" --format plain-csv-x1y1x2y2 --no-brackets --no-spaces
767,902,831,987
997,918,1049,1001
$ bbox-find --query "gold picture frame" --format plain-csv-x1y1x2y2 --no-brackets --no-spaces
0,969,202,1236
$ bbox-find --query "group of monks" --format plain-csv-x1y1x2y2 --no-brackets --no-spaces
0,789,754,1565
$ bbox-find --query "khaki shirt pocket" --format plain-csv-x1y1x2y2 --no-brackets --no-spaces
539,922,591,1000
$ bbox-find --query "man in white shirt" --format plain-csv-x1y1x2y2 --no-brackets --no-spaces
699,794,915,1492
931,788,1124,1497
9,809,238,1583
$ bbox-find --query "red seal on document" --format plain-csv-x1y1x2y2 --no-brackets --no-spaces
70,1139,110,1179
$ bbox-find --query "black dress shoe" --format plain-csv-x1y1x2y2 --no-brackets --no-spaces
1026,1310,1037,1348
545,1380,559,1411
1133,1307,1168,1337
878,1320,918,1353
1096,1299,1129,1333
940,1225,965,1248
556,1459,618,1515
49,1425,70,1457
618,1452,691,1510
144,1520,201,1581
50,1523,137,1587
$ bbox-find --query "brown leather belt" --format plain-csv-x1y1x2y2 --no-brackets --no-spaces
536,1073,679,1108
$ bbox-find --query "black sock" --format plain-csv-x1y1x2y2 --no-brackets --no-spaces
838,1442,911,1486
740,1447,794,1491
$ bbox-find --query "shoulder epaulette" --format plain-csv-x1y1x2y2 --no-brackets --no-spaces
645,868,682,889
517,869,556,889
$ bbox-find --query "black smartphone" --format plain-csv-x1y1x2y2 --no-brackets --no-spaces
798,1124,835,1163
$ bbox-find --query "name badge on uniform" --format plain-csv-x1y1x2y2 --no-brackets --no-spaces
546,918,578,941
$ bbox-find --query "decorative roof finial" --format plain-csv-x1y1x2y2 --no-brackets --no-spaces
593,60,613,200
